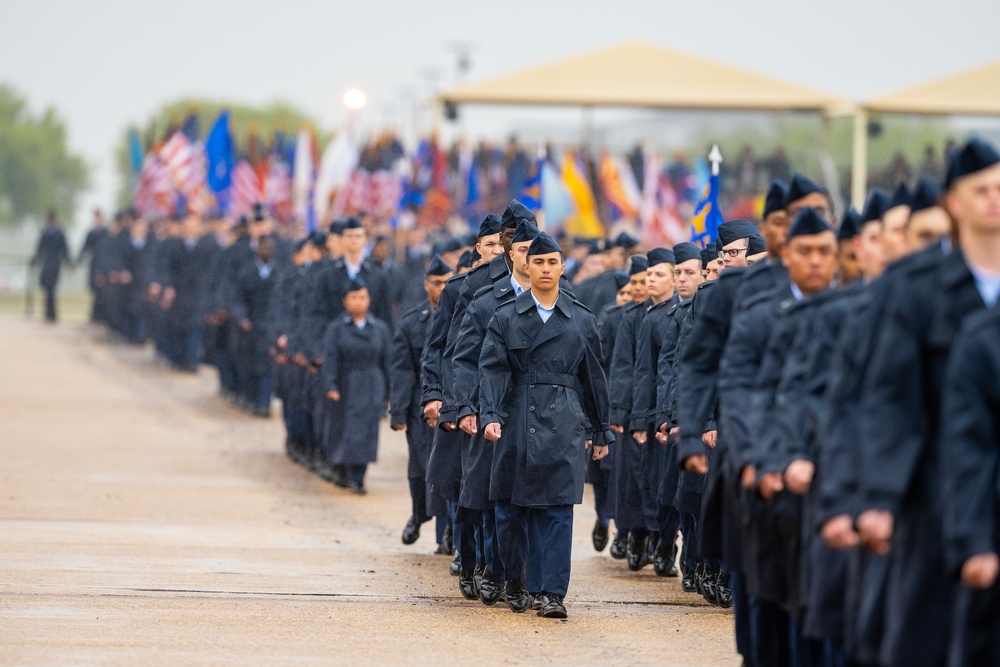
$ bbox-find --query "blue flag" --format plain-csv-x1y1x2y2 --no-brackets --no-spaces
520,157,543,211
205,111,234,212
691,172,724,247
127,127,144,192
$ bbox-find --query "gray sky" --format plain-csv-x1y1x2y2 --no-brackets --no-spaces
3,0,1000,231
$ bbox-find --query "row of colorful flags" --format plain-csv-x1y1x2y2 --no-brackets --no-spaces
129,110,729,247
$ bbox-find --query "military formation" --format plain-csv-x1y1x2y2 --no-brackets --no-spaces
60,136,1000,665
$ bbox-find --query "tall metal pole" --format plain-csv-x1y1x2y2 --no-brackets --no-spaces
851,108,869,209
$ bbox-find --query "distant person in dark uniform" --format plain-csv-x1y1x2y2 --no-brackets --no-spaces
233,236,279,417
77,208,109,322
391,256,453,546
31,209,70,322
320,278,392,495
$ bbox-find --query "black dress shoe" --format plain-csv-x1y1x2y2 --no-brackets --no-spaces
350,482,367,495
694,563,706,596
682,572,697,593
401,515,420,545
479,568,502,605
450,551,461,576
653,543,680,577
626,532,650,571
538,594,568,619
716,570,732,608
701,567,719,606
504,577,531,613
331,467,350,488
459,569,478,600
609,531,627,560
434,542,451,555
592,520,609,552
530,592,548,611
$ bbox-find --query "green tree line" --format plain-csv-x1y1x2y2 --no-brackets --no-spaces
0,84,88,227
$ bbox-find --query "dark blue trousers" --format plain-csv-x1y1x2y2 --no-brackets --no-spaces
496,502,573,597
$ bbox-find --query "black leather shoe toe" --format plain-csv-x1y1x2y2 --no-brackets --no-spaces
401,516,420,545
538,594,568,619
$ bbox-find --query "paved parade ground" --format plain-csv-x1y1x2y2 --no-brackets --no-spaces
0,317,736,666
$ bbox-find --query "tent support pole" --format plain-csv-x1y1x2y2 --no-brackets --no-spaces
851,108,869,209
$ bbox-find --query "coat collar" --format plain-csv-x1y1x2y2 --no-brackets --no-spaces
489,254,510,280
514,289,572,318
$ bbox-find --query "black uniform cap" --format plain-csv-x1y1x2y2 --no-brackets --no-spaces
501,199,536,229
701,244,716,270
426,254,453,276
746,235,767,256
763,180,789,219
672,242,702,265
838,207,861,240
512,219,541,244
252,202,266,222
909,177,942,213
629,255,649,276
477,213,502,238
612,271,630,290
647,247,676,267
889,182,912,209
612,231,640,250
786,173,826,206
526,231,562,256
945,137,1000,190
788,208,834,238
861,189,891,224
345,277,367,293
717,219,759,247
329,219,348,235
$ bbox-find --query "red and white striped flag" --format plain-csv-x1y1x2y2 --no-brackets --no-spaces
231,160,263,218
134,154,175,218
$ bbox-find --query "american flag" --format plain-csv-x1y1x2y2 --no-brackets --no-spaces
370,169,402,218
134,154,175,217
265,159,293,222
158,131,210,213
231,160,263,218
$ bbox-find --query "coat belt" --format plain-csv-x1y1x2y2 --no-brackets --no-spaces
511,371,576,387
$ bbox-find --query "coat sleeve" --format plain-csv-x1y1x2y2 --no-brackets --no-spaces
941,322,1000,575
717,303,770,474
607,311,637,426
320,322,340,395
577,314,615,447
676,283,733,463
477,311,512,428
858,285,927,514
452,300,487,419
380,323,392,404
629,315,658,432
389,318,416,424
420,281,458,405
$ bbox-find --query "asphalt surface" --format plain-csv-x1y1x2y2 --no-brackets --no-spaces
0,318,737,666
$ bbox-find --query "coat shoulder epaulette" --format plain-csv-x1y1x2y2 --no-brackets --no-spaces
446,273,466,286
960,306,1000,337
740,284,785,313
400,302,430,322
564,288,593,314
472,282,495,300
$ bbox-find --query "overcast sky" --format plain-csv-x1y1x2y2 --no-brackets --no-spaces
3,0,1000,229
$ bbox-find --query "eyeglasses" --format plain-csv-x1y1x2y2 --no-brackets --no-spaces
718,247,747,259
